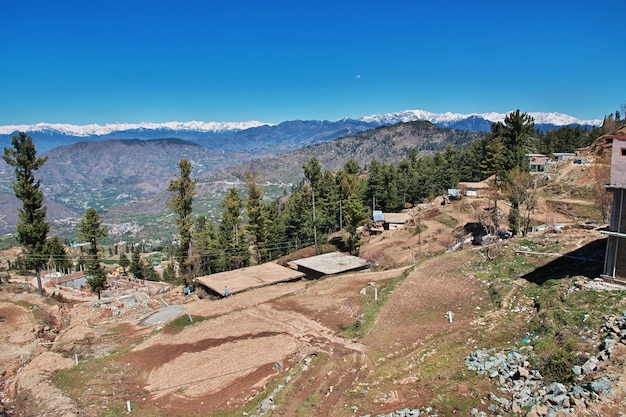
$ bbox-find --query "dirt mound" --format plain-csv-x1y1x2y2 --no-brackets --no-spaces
8,352,76,417
52,325,95,354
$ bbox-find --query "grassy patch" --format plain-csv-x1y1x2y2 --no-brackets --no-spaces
13,300,57,326
435,212,459,228
465,232,626,386
340,267,414,339
161,314,208,334
522,278,626,383
545,200,603,222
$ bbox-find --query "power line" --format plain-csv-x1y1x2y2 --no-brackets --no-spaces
4,238,318,262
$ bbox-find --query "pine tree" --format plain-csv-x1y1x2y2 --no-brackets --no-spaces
129,248,144,280
43,236,71,273
503,110,535,171
167,159,197,281
162,262,177,283
193,215,218,275
2,132,50,292
118,252,130,275
481,136,507,180
78,208,108,299
217,188,248,271
245,174,272,263
343,195,368,254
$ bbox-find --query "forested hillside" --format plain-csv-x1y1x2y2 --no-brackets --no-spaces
226,120,483,183
160,110,607,281
0,110,609,258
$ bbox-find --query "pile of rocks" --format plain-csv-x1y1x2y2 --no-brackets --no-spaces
359,406,438,417
358,313,626,417
464,312,626,416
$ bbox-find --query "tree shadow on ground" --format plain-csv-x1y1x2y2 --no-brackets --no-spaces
520,238,606,285
329,235,349,252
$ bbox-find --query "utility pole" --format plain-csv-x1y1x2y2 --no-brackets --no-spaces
339,198,343,230
312,188,318,254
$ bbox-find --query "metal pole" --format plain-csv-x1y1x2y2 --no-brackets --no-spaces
312,188,318,254
612,189,623,279
339,198,343,231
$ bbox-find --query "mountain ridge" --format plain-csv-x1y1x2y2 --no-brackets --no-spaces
0,109,602,153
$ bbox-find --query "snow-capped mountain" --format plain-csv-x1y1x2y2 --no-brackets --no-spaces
0,120,269,137
0,109,601,138
0,109,603,153
358,110,602,128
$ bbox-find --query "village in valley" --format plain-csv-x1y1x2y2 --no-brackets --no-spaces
3,126,626,417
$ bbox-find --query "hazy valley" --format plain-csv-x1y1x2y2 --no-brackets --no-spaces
0,110,600,241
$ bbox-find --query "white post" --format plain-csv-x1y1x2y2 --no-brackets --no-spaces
75,353,78,365
126,400,131,413
187,313,193,322
374,287,378,301
446,311,453,323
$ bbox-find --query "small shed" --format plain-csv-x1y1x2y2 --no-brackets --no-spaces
553,152,576,161
527,154,548,172
459,175,494,198
195,262,305,298
383,212,410,230
447,189,461,200
291,252,369,279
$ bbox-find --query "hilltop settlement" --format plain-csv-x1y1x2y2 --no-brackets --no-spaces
2,116,626,417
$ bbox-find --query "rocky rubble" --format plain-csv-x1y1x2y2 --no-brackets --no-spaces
465,312,626,416
356,313,626,417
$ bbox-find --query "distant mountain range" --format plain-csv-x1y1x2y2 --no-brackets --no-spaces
0,109,604,239
358,109,602,129
0,110,602,153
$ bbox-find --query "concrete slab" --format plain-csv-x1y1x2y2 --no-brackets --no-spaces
195,262,305,297
291,252,369,277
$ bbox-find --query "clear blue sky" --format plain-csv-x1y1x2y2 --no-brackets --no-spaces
1,0,623,125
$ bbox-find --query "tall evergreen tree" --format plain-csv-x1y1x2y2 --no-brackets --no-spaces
129,247,144,280
336,159,362,200
78,208,108,299
303,156,323,189
362,160,385,211
245,174,273,263
167,159,197,281
43,236,71,273
118,252,130,275
2,132,49,292
343,194,368,254
481,136,507,180
162,262,177,283
217,188,248,271
503,110,535,171
193,215,218,275
316,170,340,235
282,186,314,246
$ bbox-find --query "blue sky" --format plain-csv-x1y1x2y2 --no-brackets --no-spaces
1,0,623,125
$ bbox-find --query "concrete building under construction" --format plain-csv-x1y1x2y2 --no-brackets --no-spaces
602,133,626,282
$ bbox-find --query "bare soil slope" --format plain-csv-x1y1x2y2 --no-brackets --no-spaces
0,159,620,417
